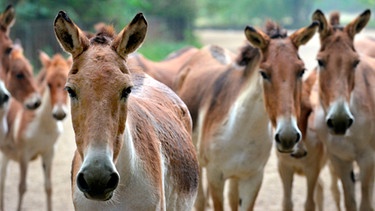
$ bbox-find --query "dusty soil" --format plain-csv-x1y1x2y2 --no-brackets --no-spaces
3,29,375,211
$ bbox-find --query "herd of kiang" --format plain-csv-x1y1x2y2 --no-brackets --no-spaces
0,3,375,211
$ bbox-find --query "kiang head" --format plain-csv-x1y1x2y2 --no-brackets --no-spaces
6,41,41,110
39,51,72,120
54,11,147,201
245,20,318,153
312,9,371,135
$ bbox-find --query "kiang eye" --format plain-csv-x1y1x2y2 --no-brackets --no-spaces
317,59,325,68
65,86,77,99
353,60,360,68
121,86,132,100
297,69,306,78
5,47,12,55
259,71,270,80
16,73,24,79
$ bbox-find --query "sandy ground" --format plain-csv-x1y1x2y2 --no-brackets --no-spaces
2,29,375,211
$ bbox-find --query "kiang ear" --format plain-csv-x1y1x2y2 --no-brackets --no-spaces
290,21,319,48
112,13,147,59
345,9,371,39
39,51,51,68
312,9,331,39
244,26,270,51
0,5,15,35
54,11,89,58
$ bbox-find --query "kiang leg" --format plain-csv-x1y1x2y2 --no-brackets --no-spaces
0,154,9,211
357,152,374,211
206,166,225,211
17,157,29,211
278,161,294,211
42,149,55,211
329,155,356,211
228,178,239,211
238,171,264,211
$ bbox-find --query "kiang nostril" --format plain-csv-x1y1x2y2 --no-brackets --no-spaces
275,133,280,143
77,173,89,192
348,118,354,127
107,173,119,190
326,118,334,128
35,100,41,107
296,133,301,143
3,94,9,102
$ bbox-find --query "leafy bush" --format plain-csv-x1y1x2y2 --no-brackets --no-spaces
138,39,201,61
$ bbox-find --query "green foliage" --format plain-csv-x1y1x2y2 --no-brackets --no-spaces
140,0,197,41
0,0,199,69
1,0,373,67
138,40,201,61
313,0,371,12
139,30,201,61
197,0,315,28
196,0,374,29
14,0,144,30
142,0,196,19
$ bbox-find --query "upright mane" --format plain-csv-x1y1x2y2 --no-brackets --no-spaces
90,22,116,44
329,11,343,31
330,11,340,26
264,19,287,39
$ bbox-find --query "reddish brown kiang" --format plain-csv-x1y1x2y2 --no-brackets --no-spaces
312,9,375,211
0,47,71,211
175,20,318,210
54,11,199,210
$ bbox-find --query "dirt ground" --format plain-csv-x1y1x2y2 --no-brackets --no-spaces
3,29,375,211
